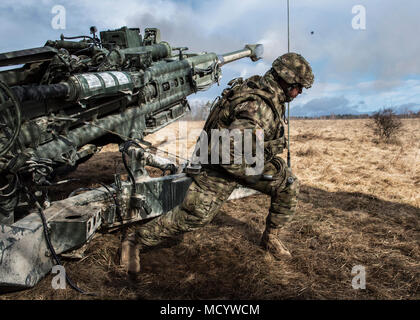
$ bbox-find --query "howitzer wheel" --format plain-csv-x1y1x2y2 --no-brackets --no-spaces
0,81,21,157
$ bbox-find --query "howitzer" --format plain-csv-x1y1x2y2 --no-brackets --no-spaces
0,26,263,291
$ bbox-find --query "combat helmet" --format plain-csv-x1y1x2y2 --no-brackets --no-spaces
272,53,314,89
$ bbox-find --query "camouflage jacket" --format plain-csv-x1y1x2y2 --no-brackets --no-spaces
199,71,288,178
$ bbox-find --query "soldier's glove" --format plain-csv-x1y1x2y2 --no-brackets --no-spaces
260,227,291,259
163,163,178,175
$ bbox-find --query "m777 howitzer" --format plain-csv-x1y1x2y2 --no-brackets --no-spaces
0,26,263,292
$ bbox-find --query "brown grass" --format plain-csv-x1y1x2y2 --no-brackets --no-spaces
1,119,419,300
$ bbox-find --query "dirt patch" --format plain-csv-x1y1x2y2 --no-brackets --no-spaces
296,146,319,157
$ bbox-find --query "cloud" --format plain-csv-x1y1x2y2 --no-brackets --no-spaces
392,103,420,115
2,0,419,85
292,90,420,117
254,0,420,88
0,0,419,117
291,96,364,117
356,80,404,94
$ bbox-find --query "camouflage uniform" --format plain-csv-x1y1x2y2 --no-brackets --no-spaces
121,53,314,269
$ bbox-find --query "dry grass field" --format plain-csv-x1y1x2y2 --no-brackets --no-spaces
1,118,419,300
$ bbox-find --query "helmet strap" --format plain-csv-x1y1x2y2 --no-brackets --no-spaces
270,68,293,102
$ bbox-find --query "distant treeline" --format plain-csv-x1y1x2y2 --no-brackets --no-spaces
185,101,420,121
291,111,420,120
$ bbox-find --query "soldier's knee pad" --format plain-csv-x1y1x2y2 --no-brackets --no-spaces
286,171,300,195
272,171,299,206
181,185,219,228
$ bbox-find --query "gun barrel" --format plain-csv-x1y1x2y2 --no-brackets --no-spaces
218,44,263,65
10,70,135,102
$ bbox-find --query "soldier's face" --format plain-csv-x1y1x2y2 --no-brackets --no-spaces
289,85,302,99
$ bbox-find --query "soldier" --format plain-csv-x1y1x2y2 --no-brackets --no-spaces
119,52,314,273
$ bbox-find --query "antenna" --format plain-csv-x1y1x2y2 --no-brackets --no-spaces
287,0,290,53
287,0,291,168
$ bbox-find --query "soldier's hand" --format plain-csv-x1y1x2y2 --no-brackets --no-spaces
163,163,178,175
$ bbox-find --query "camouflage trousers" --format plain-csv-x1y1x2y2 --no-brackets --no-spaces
133,156,299,249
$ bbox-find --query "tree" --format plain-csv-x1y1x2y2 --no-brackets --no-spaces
371,108,402,142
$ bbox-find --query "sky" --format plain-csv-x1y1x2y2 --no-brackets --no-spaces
0,0,419,116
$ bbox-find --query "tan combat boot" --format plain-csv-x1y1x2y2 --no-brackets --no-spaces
260,227,292,259
119,233,141,274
